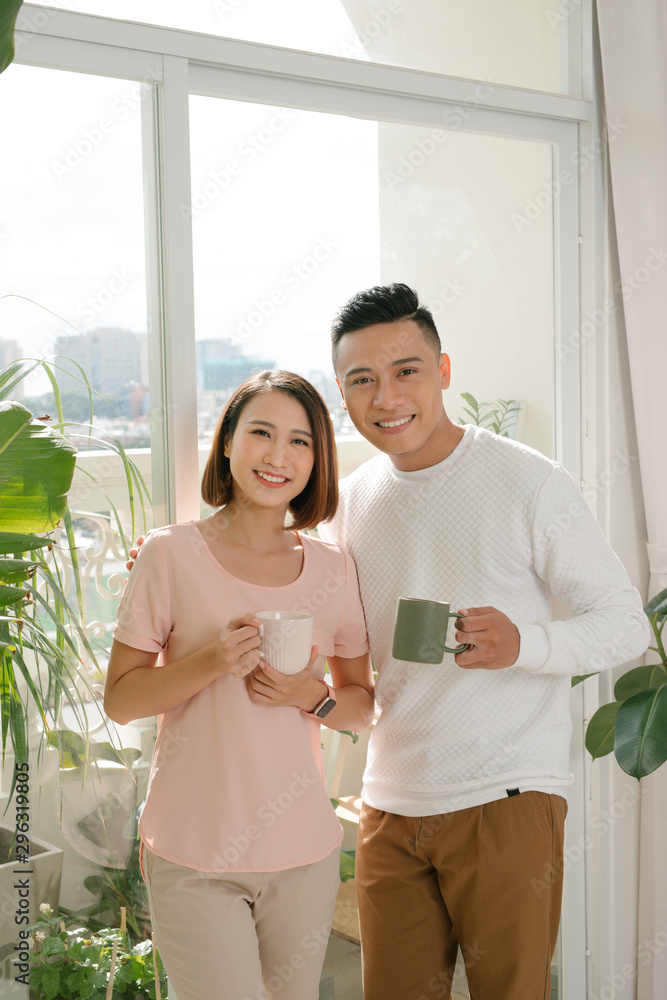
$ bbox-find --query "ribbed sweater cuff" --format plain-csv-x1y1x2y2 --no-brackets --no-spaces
514,623,550,671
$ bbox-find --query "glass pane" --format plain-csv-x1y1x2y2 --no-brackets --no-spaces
26,0,568,93
0,62,157,969
190,97,554,496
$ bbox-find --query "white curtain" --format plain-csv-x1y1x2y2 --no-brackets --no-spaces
596,3,667,997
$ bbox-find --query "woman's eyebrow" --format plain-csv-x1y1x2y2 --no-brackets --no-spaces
246,419,313,439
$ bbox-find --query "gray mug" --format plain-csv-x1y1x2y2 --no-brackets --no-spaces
392,597,471,664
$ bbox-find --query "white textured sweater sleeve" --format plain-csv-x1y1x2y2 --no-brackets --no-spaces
520,465,650,676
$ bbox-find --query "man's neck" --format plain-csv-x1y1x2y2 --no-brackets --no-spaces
389,417,466,473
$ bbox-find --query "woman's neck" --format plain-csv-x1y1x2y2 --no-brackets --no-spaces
209,502,295,554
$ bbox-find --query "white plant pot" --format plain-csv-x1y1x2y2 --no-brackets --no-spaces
0,824,63,991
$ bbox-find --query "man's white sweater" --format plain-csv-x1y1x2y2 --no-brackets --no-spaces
320,425,649,815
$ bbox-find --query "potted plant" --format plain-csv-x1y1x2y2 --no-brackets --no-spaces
585,588,667,778
457,392,524,439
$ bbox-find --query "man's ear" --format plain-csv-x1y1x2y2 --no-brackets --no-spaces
335,377,348,411
439,354,452,390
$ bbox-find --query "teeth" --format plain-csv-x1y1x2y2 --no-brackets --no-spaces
256,471,288,484
378,416,413,428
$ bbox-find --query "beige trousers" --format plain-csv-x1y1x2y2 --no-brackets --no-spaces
356,791,568,1000
144,848,340,1000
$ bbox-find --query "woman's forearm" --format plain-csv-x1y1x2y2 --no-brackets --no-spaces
105,615,262,725
104,641,221,725
313,683,375,734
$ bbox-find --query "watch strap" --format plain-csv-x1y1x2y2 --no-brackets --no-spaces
304,682,336,719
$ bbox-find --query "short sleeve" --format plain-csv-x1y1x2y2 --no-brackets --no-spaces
112,531,172,653
333,548,369,658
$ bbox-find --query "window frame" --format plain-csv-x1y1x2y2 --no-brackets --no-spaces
13,7,604,996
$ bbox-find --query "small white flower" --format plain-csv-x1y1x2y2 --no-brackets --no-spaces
39,903,53,916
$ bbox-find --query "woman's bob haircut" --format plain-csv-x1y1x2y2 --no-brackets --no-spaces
201,370,338,531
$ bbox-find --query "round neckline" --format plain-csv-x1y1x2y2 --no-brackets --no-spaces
189,520,308,589
387,424,477,481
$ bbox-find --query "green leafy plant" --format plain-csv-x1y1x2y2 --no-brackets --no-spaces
30,904,166,1000
0,0,22,75
585,588,667,778
0,356,149,799
458,392,523,438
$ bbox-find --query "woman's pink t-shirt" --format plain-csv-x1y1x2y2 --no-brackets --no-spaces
112,523,369,873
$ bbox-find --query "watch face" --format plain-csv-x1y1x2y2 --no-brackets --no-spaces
316,697,336,719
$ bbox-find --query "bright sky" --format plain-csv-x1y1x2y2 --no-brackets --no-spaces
1,2,382,391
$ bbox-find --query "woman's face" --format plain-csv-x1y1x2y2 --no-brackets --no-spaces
223,390,315,511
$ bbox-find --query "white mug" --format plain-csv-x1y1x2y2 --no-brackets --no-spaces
256,611,314,674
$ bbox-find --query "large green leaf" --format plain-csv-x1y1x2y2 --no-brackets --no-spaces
614,684,667,779
0,556,37,583
644,587,667,620
614,663,667,703
0,582,25,606
585,700,621,759
0,530,52,554
0,0,22,75
0,400,76,531
47,729,142,768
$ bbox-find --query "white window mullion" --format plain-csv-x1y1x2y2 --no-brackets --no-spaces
154,53,199,524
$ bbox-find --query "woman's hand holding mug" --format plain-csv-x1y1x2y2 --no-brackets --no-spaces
217,614,263,679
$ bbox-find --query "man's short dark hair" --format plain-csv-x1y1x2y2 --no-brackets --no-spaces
331,283,441,371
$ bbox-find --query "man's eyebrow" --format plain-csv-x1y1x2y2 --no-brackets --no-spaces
343,357,424,380
246,419,313,438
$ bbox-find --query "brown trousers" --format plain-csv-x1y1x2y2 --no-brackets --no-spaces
356,792,567,1000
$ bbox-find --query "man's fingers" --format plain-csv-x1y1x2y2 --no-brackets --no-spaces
455,614,492,633
455,647,482,667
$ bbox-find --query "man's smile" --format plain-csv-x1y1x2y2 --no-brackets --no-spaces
375,415,416,430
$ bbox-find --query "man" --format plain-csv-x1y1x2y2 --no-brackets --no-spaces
317,283,649,1000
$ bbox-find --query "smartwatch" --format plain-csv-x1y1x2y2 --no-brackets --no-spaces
307,682,336,720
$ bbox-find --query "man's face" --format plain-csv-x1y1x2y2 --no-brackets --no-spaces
336,320,452,471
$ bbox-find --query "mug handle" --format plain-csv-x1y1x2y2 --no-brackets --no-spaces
443,610,471,654
443,641,471,654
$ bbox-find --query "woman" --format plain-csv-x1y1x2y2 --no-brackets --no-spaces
104,370,374,1000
